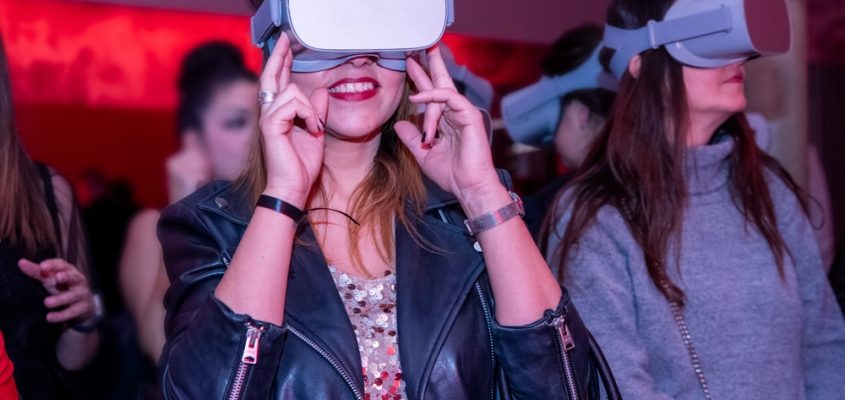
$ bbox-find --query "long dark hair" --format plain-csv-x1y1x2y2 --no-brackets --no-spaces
549,0,807,305
177,41,258,136
0,33,61,257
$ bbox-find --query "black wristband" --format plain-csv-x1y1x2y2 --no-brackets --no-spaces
256,194,308,223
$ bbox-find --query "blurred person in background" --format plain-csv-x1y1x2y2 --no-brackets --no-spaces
0,32,101,399
119,41,259,376
501,25,617,239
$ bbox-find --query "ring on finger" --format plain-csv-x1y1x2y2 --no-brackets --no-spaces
258,91,277,105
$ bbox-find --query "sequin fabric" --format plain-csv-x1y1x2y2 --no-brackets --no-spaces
328,266,405,400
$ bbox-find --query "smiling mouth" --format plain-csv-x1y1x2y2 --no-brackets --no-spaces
328,81,376,94
327,78,380,101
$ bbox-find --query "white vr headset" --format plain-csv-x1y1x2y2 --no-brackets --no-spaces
252,0,455,73
603,0,791,79
501,46,618,146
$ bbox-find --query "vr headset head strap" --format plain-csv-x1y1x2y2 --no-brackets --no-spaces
603,6,733,78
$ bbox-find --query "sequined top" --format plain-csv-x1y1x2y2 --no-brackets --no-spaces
328,266,405,400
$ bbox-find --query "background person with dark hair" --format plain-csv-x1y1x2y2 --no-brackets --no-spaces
119,41,259,369
504,25,617,239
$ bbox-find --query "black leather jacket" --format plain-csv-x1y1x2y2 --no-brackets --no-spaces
157,174,597,400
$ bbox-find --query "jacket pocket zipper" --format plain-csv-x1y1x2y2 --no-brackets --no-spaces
474,282,496,400
227,323,264,400
287,325,364,400
550,315,580,400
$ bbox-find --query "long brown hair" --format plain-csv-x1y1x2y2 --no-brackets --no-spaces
0,33,61,257
238,81,427,275
549,0,807,306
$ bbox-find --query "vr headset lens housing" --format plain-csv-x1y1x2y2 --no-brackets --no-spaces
603,0,791,79
501,47,618,146
252,0,455,72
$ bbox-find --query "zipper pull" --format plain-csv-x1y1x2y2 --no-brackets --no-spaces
551,316,576,351
241,325,263,365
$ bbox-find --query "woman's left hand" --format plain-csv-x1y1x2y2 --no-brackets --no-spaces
394,45,502,204
18,259,95,325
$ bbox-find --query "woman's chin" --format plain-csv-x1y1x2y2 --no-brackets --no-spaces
326,124,384,142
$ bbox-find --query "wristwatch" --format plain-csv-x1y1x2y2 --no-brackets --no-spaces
70,294,104,334
464,191,525,236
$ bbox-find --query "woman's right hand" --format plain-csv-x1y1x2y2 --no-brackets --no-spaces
259,32,329,208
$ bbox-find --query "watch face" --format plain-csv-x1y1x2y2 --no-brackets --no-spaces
509,191,526,216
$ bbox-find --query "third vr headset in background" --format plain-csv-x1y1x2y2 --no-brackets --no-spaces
502,0,791,147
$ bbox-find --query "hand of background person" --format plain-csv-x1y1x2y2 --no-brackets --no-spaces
18,258,96,326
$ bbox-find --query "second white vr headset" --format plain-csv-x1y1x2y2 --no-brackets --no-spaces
251,0,455,73
603,0,791,79
501,46,618,146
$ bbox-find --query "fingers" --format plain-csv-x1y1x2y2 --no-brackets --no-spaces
44,287,86,309
394,121,427,160
260,32,291,94
47,301,91,324
39,259,74,275
426,45,458,91
18,259,43,280
410,88,475,114
406,59,443,145
280,49,293,92
406,57,435,91
421,105,443,146
310,88,329,131
262,97,323,137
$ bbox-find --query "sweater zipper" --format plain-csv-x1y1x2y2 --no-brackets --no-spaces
474,282,496,400
550,315,580,400
287,325,364,400
227,323,264,400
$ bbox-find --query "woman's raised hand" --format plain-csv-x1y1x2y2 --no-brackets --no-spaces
18,259,95,325
259,33,329,208
394,46,502,206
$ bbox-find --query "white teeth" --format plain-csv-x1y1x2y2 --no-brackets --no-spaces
328,82,376,94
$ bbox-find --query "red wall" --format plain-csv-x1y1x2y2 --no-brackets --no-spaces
1,0,548,208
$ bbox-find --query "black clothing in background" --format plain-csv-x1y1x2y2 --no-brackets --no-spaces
0,165,71,399
522,173,572,242
82,180,138,315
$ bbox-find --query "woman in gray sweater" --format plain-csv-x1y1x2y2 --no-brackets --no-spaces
546,0,845,399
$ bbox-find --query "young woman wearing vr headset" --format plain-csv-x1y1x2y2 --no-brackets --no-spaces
155,1,616,399
547,0,845,399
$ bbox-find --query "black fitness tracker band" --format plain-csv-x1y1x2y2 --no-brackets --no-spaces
256,194,308,223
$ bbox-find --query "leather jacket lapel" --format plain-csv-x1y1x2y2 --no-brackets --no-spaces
395,212,485,400
284,226,366,394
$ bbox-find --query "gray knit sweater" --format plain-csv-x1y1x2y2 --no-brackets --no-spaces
547,139,845,400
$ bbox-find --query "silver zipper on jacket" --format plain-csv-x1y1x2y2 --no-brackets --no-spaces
550,315,580,400
227,323,264,400
474,282,496,400
287,325,364,400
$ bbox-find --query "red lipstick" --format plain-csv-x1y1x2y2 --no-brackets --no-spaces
327,77,380,101
726,70,744,84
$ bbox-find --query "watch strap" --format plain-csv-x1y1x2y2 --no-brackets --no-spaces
256,195,308,223
463,191,525,236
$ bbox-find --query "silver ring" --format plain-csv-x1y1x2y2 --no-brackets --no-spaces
258,91,277,105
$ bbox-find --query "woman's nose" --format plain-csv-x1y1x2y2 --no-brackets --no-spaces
346,55,378,68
